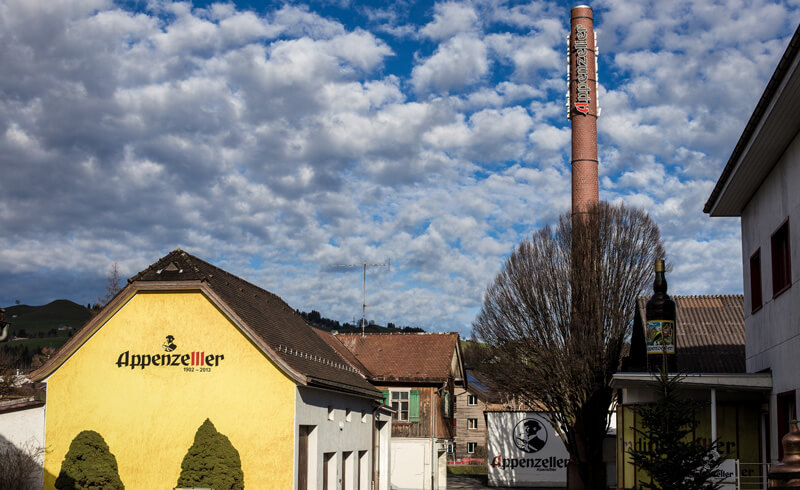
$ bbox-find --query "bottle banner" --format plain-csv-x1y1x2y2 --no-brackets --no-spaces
646,320,675,354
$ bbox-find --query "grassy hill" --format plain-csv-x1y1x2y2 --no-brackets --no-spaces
4,299,92,335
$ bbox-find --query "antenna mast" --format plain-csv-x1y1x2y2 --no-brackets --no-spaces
332,260,391,337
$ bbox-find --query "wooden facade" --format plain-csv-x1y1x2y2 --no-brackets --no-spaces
453,386,489,460
377,381,455,440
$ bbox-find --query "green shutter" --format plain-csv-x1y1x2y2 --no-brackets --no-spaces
381,390,390,407
409,390,420,422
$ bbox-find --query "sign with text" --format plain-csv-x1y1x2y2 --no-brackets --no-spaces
115,334,225,373
710,459,737,489
646,320,675,354
487,412,569,487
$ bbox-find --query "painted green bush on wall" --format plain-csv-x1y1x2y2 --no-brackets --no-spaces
55,430,124,489
177,418,244,490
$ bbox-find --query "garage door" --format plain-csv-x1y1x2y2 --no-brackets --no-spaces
391,441,426,490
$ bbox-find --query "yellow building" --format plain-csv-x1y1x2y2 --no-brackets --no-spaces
33,250,391,490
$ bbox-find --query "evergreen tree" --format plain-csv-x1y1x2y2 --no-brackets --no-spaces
55,430,124,490
177,419,244,490
627,366,725,490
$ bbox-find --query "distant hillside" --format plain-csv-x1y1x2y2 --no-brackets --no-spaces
4,299,92,337
297,309,424,334
1,300,92,370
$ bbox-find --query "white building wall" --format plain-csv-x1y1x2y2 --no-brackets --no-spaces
740,129,800,460
294,387,378,490
0,402,45,490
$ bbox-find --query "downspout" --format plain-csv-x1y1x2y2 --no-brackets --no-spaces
372,402,380,490
432,383,445,490
431,388,436,490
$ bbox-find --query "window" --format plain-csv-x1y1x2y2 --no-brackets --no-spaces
750,249,762,312
772,220,792,296
468,418,478,430
447,443,455,454
391,391,409,421
467,442,477,454
467,394,477,406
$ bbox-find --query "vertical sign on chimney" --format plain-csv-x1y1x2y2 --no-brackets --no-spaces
568,5,599,215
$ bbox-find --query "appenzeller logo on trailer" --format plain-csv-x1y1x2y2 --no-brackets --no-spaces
115,335,225,372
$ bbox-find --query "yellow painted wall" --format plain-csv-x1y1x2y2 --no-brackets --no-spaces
43,291,296,490
617,403,762,489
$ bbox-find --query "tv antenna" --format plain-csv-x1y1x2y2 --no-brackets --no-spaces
332,260,391,337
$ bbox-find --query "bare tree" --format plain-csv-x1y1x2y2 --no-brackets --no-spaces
0,440,45,490
473,201,664,489
96,262,124,308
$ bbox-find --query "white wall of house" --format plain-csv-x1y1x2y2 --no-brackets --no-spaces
294,387,378,490
740,128,800,460
486,411,569,488
0,402,45,490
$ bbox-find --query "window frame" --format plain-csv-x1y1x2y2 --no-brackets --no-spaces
467,442,477,454
467,394,478,406
390,389,410,422
771,219,792,298
467,418,478,430
750,248,763,313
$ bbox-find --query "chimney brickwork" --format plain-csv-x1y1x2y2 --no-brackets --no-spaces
569,5,599,215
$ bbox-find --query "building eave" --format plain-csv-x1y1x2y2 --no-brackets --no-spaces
610,372,773,392
705,24,800,217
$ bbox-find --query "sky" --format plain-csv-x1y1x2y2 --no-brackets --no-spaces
1,0,798,336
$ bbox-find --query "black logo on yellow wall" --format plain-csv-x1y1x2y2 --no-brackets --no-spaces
115,335,224,370
163,335,177,352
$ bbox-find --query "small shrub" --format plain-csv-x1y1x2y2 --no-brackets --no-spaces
177,418,244,490
55,430,124,490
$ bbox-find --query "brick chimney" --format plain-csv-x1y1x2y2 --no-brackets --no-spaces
568,5,599,215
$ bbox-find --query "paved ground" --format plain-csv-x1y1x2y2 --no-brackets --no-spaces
447,474,562,489
447,474,491,489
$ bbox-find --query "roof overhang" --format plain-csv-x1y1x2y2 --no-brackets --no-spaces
706,26,800,216
611,372,773,392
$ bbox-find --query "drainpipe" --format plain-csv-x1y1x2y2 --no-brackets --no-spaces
431,389,436,490
432,384,446,490
372,402,384,490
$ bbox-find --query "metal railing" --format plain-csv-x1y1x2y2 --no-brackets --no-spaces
738,462,771,490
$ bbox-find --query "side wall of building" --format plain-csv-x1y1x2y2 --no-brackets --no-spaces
0,404,45,489
295,387,376,490
454,388,487,461
741,130,800,460
43,291,297,490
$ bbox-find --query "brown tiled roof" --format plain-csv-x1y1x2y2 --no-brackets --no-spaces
33,250,380,398
327,332,461,383
636,295,745,373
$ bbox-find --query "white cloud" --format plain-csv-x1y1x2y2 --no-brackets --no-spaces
420,2,480,40
1,0,797,336
412,35,488,94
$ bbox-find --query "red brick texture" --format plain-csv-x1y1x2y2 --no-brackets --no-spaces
570,5,599,215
